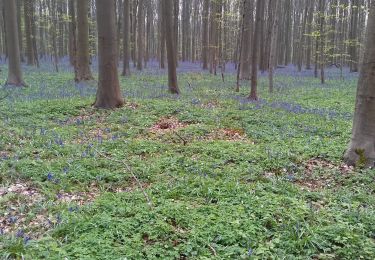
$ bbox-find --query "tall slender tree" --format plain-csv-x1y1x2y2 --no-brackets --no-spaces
3,0,25,86
122,0,131,76
68,0,77,67
249,0,265,100
137,0,144,70
163,0,180,94
75,0,94,82
94,0,124,109
202,0,209,70
344,0,375,167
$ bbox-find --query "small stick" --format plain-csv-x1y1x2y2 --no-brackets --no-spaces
174,131,187,146
208,244,217,257
94,148,153,208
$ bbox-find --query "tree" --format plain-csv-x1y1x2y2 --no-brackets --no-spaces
68,0,77,67
240,0,253,80
94,0,124,109
202,0,209,70
24,0,37,66
319,0,326,84
75,0,94,82
3,0,25,86
344,1,375,167
249,0,265,100
163,0,180,94
268,0,281,93
122,0,131,76
137,0,144,70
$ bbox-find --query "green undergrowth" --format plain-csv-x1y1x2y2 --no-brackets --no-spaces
0,68,374,259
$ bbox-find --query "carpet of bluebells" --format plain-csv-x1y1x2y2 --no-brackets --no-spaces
0,59,374,259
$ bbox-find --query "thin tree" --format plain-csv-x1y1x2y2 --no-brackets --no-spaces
249,0,265,100
75,0,94,82
3,0,25,86
163,0,180,94
268,0,281,93
319,0,326,84
344,0,375,167
240,0,253,80
202,0,209,70
68,0,77,67
137,0,144,70
94,0,124,109
122,0,131,76
24,0,36,66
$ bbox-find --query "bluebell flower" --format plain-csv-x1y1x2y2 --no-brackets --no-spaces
24,236,31,244
16,229,24,238
47,172,54,181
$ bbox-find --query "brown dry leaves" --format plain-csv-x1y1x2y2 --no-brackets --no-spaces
206,128,249,142
295,158,354,191
149,117,188,134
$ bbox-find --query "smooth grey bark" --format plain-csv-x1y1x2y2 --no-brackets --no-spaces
202,0,209,70
122,0,131,76
344,1,375,167
4,0,25,86
163,0,180,94
240,0,253,80
94,0,124,109
249,0,265,100
269,0,281,93
137,0,144,70
75,0,94,82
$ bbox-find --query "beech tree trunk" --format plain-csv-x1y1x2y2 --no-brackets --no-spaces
68,0,77,67
4,0,25,86
24,0,36,66
122,0,131,76
240,0,253,80
306,0,314,70
163,0,180,94
137,0,144,70
159,0,166,69
344,1,375,167
249,0,265,100
269,0,281,93
202,0,209,70
75,0,93,82
94,0,124,109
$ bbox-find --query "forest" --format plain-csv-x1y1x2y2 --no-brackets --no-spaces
0,0,374,259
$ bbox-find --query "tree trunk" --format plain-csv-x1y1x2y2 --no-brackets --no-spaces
122,0,131,76
159,0,166,69
137,0,144,70
202,0,209,70
16,0,24,62
24,0,36,66
174,0,179,64
306,0,314,70
68,0,77,67
163,0,180,94
249,0,265,100
94,0,124,109
269,0,281,93
75,0,94,82
319,0,325,84
344,1,375,167
240,0,253,80
4,0,25,86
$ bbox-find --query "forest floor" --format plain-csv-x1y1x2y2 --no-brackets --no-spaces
0,61,374,259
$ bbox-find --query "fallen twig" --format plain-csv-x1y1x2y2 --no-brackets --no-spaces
174,131,187,146
94,148,153,208
208,244,217,257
